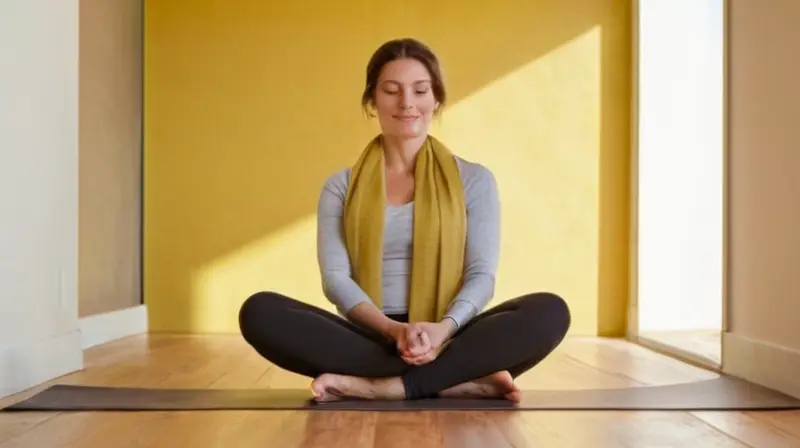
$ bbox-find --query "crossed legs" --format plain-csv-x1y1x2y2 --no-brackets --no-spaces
238,290,571,400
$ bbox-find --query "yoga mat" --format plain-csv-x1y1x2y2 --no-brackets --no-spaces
4,376,800,412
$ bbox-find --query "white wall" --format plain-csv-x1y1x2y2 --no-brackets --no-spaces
0,0,83,398
635,0,725,332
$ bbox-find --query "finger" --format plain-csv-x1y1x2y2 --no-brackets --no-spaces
401,351,421,364
412,352,436,366
412,332,431,357
401,353,420,365
403,346,437,366
401,346,428,363
403,328,421,355
419,331,431,351
397,337,409,355
406,328,429,356
406,324,423,341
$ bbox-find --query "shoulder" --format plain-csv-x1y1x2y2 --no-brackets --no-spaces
317,168,350,214
320,167,351,199
455,156,499,204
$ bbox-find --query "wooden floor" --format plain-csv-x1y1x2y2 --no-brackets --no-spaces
1,335,799,447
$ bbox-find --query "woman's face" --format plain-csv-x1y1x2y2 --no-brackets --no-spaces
372,58,438,140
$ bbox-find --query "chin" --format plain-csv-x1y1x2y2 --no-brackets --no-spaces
385,127,428,140
395,132,424,139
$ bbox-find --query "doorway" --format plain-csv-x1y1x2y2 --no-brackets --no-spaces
628,0,727,369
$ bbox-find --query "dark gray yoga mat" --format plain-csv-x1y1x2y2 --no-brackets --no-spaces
4,376,800,412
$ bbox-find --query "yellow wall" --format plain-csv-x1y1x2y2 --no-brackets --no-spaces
143,0,631,336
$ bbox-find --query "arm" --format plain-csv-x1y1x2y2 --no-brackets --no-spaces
348,303,406,341
316,170,404,340
441,163,501,329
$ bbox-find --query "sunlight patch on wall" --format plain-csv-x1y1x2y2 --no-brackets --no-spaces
191,215,333,333
432,26,603,333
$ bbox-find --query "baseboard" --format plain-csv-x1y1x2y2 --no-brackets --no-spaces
723,331,800,399
79,304,148,349
0,329,83,399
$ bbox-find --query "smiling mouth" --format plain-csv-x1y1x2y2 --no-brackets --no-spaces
394,115,419,122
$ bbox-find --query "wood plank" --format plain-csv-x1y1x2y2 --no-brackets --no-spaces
693,411,800,448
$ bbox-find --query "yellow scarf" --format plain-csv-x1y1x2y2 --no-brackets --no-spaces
343,135,467,323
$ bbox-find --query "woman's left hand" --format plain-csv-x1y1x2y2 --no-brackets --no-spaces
400,321,455,365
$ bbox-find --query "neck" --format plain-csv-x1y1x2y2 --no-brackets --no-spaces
381,134,427,174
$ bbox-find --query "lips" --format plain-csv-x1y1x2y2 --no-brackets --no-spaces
394,115,420,122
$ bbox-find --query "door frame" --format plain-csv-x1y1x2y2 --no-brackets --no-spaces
625,0,730,373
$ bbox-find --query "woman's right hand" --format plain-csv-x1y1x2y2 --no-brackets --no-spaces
346,303,431,360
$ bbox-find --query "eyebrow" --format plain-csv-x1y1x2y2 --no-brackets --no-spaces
380,79,432,86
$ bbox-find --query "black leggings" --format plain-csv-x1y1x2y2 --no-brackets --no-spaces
238,291,571,399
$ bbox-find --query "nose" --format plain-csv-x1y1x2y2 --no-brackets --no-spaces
399,90,412,109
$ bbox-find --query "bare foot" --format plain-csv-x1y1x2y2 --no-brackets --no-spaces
439,371,521,402
310,373,405,402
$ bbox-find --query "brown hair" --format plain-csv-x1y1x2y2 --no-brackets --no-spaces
361,38,446,116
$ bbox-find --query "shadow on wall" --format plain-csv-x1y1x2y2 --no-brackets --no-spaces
143,0,630,335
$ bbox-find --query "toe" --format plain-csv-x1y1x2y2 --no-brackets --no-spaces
505,390,522,402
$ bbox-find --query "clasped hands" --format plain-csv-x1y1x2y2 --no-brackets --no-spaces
389,320,456,366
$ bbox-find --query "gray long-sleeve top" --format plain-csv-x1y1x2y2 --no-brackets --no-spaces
316,156,500,328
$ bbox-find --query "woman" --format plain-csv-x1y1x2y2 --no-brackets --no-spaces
238,38,571,402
